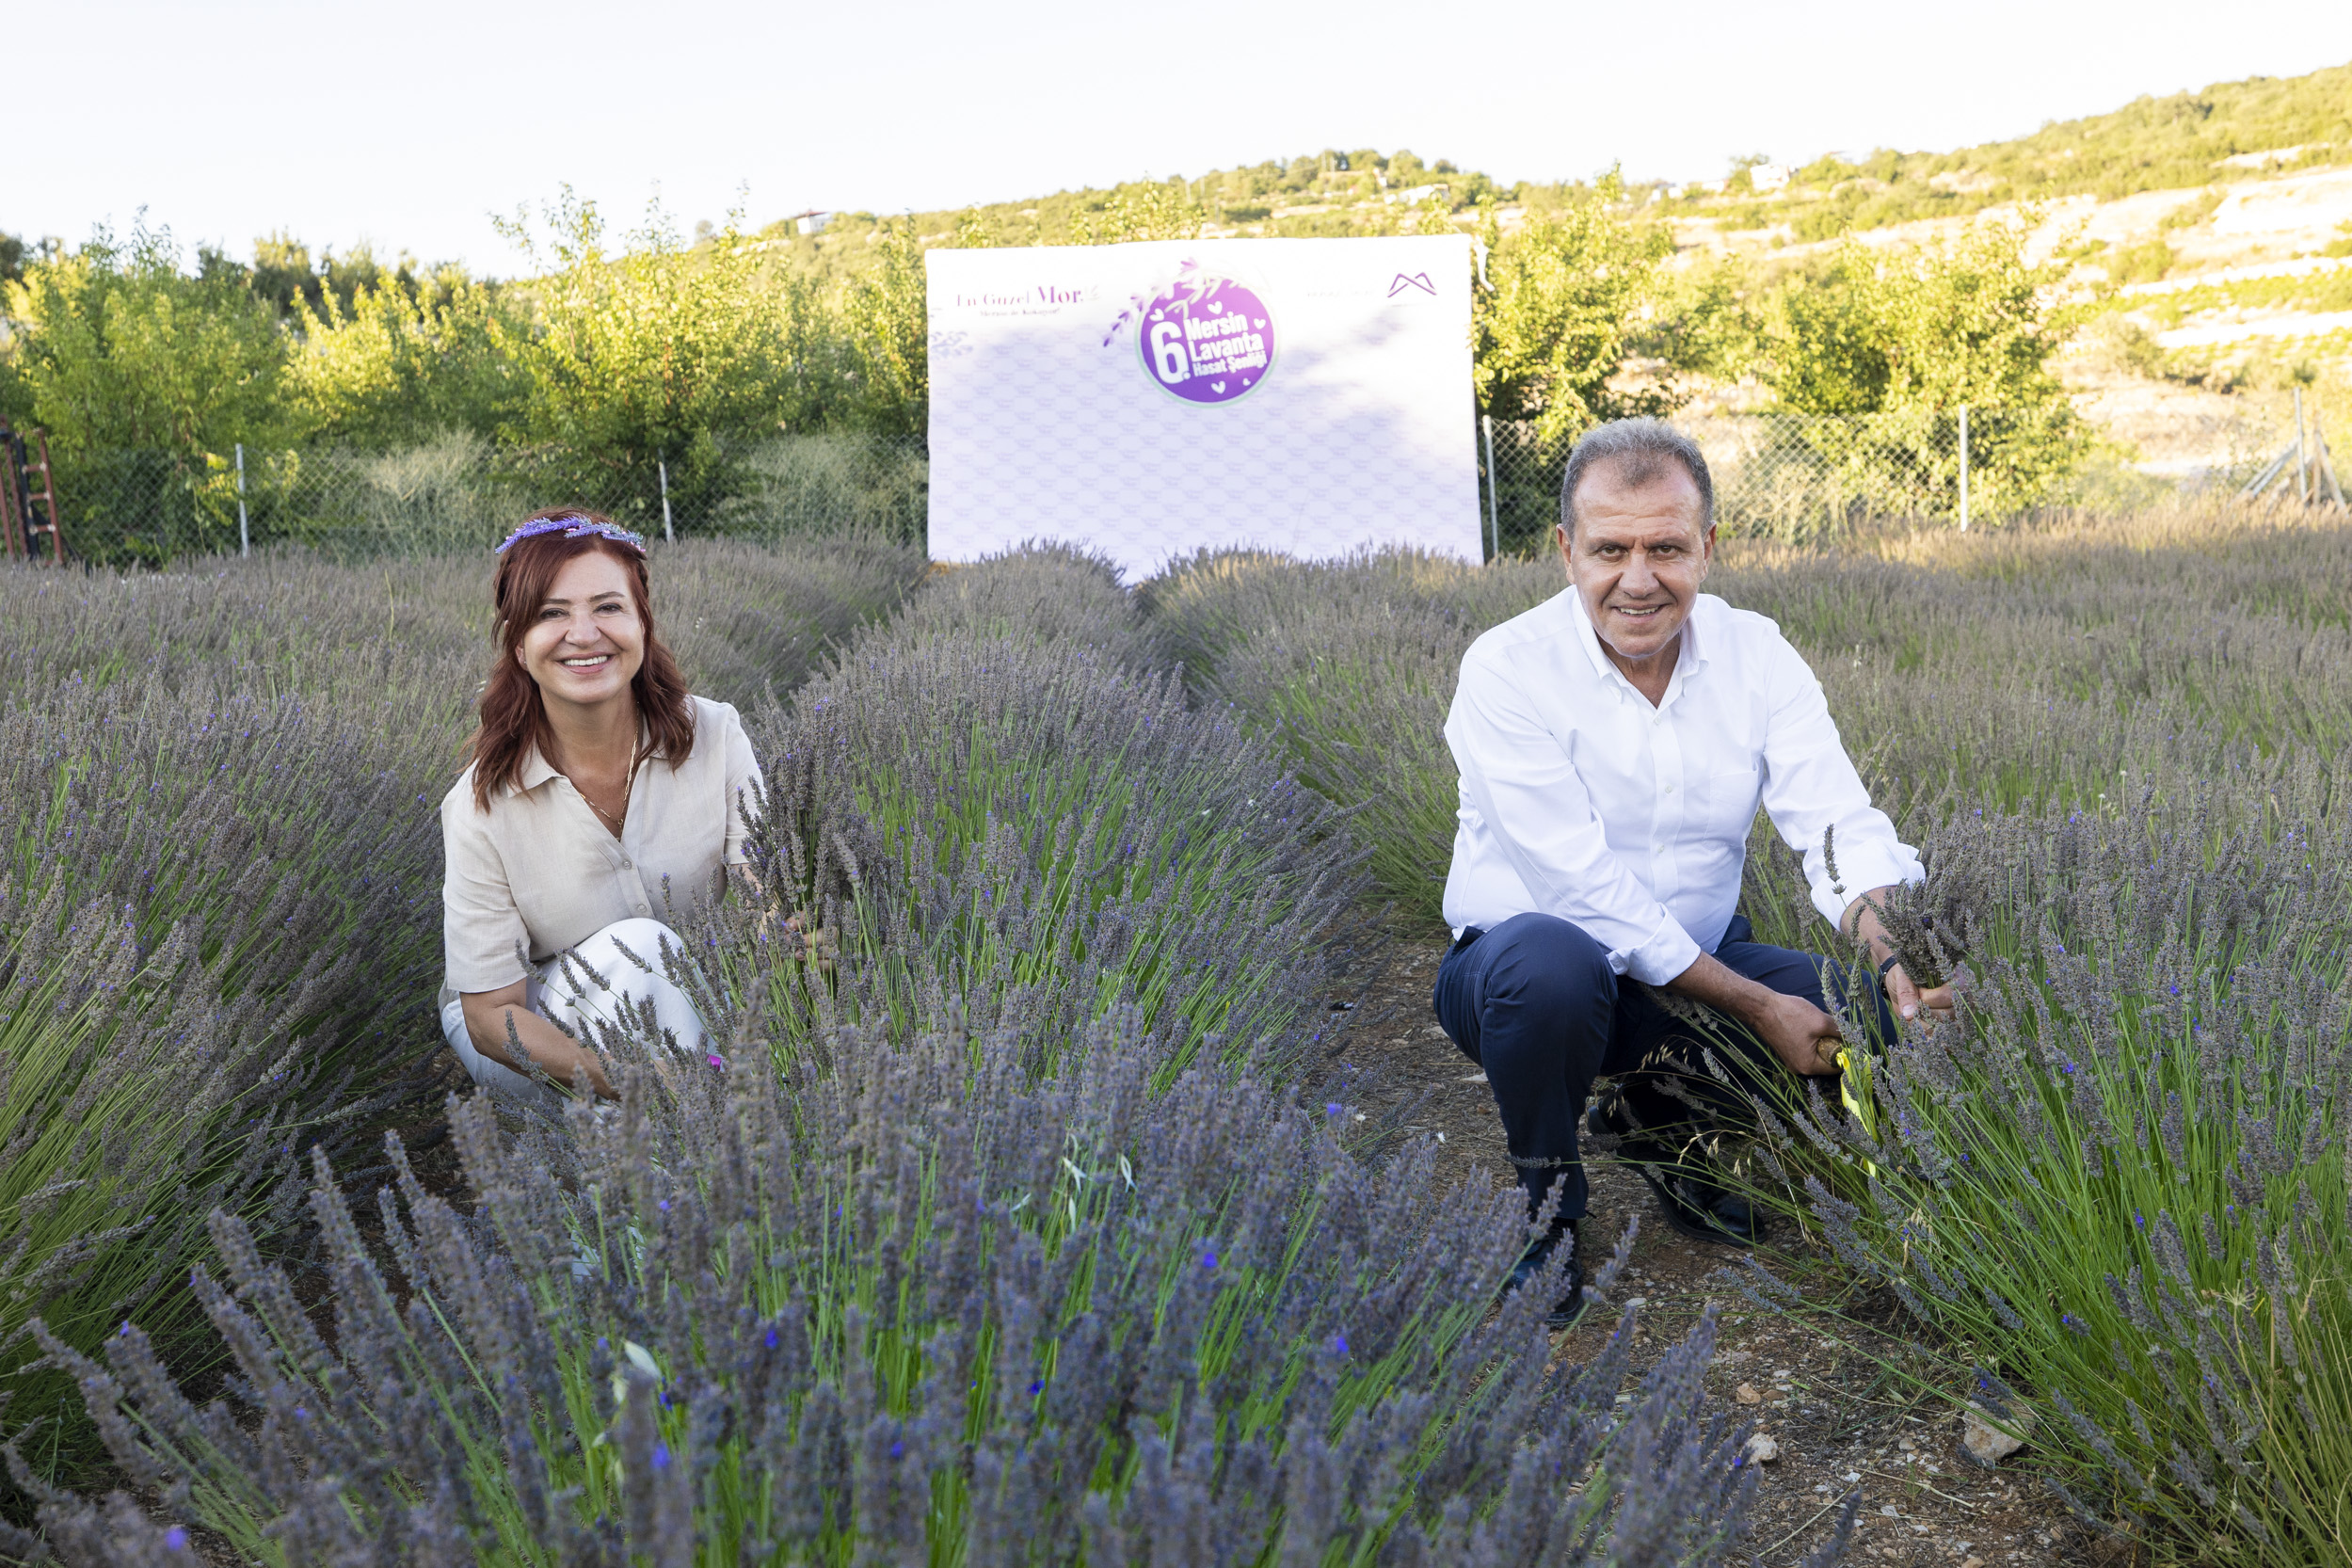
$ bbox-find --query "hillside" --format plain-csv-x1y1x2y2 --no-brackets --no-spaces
752,57,2349,480
1667,60,2352,238
7,56,2344,493
769,58,2350,254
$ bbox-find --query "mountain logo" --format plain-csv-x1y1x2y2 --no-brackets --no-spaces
1386,272,1436,297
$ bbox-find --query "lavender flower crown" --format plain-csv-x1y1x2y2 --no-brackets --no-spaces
495,514,647,554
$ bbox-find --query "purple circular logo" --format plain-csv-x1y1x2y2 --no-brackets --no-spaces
1137,276,1274,405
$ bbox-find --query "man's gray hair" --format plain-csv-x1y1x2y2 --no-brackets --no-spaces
1559,418,1715,536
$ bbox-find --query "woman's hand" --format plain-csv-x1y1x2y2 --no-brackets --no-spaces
460,982,616,1099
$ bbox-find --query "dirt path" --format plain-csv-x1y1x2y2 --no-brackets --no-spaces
1318,916,2095,1568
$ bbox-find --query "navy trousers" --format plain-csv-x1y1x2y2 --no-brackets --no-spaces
1431,912,1893,1220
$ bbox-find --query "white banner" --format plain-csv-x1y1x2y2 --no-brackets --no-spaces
926,235,1480,580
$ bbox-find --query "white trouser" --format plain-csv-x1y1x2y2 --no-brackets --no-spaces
440,918,708,1095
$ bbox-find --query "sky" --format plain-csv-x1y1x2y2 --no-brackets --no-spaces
12,1,2350,275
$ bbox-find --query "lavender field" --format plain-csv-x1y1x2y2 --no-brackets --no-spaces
0,508,2344,1566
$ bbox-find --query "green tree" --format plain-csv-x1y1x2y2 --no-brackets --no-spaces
1764,216,2086,515
839,219,932,438
839,211,997,438
288,268,516,449
488,190,824,515
1471,178,1677,444
2,222,293,458
1070,181,1206,246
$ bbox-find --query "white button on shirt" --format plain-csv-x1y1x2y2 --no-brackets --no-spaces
1441,588,1920,984
440,695,762,1007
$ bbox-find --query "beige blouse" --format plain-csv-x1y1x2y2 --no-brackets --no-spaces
440,695,762,1004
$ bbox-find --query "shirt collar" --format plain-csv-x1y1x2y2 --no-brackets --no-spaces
513,745,562,795
504,716,657,799
1566,590,1712,703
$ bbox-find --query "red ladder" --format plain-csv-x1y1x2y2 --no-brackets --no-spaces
0,425,65,563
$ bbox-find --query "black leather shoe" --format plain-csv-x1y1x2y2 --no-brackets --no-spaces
1506,1214,1586,1328
1624,1163,1768,1247
1589,1090,1768,1248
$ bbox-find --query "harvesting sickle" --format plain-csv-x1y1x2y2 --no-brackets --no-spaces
1431,417,1954,1329
440,507,764,1100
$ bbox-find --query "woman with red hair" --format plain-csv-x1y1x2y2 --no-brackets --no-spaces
439,509,760,1097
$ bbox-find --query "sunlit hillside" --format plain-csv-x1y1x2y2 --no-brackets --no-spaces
765,56,2350,481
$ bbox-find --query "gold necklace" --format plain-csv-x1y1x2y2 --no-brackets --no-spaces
579,759,635,837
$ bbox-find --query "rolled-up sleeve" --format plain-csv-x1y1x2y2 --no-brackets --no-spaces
441,792,530,995
715,703,763,866
1757,638,1924,926
1447,648,1702,984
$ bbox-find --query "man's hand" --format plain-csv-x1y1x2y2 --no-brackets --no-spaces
1843,886,1956,1023
1752,989,1848,1077
1882,962,1955,1026
1667,952,1846,1077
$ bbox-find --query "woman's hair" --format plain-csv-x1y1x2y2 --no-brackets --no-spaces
468,508,696,810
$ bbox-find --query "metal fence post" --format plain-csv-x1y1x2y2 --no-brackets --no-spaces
2294,386,2309,506
235,442,250,557
658,457,676,544
1957,407,1970,533
1480,413,1499,562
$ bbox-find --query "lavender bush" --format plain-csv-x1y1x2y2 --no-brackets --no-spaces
0,681,447,1484
23,1012,1775,1566
723,629,1360,1078
13,546,1793,1563
1145,550,1559,920
881,542,1159,665
1151,518,2352,1563
1738,792,2352,1562
0,540,920,1496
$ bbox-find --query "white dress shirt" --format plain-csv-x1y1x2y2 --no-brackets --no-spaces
1441,587,1920,984
440,695,761,1006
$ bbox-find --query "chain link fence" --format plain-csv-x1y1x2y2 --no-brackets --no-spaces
1474,409,2104,557
42,432,931,568
21,408,2289,569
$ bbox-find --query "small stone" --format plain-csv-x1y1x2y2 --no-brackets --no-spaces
1735,1383,1763,1404
1961,1559,1985,1568
1962,1401,2034,1464
1743,1432,1780,1464
1896,1436,1915,1451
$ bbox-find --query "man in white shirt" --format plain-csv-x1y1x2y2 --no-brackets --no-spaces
1434,419,1950,1326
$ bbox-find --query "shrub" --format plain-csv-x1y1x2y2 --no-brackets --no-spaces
488,192,842,520
1146,550,1559,921
0,539,920,1497
24,1016,1782,1566
717,549,1361,1080
880,544,1154,664
1763,221,2088,519
1720,786,2352,1560
1156,521,2352,1564
0,682,447,1484
18,548,1787,1565
1471,181,1679,446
